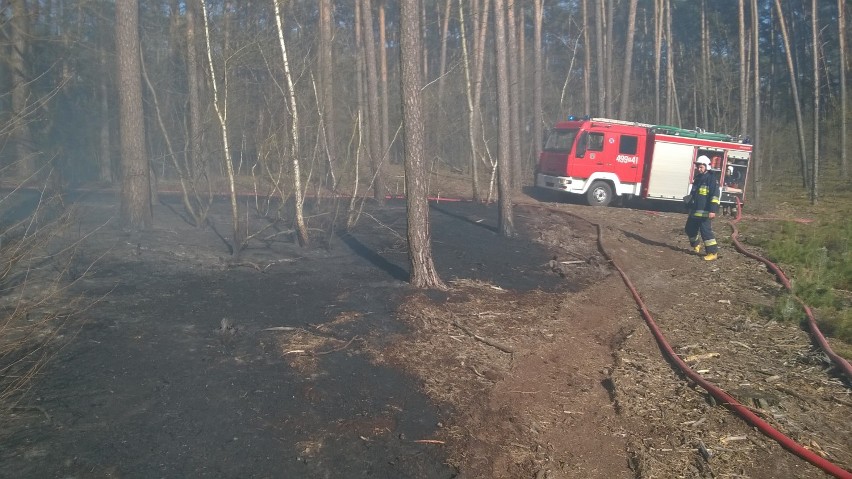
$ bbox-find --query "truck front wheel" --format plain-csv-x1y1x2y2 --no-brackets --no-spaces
586,181,613,207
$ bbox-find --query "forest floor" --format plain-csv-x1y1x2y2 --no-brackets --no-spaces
0,180,850,478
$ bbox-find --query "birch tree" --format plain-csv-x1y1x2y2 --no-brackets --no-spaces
200,0,241,255
272,0,310,246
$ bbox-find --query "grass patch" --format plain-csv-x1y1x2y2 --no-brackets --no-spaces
741,177,852,348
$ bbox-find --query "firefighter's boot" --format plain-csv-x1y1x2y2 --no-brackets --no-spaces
692,244,702,254
703,252,718,261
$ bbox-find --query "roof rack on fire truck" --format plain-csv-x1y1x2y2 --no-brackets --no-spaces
589,117,655,129
652,124,742,143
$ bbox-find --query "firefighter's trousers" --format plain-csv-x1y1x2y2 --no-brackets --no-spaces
685,215,718,254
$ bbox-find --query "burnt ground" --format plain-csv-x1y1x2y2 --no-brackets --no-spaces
0,188,850,478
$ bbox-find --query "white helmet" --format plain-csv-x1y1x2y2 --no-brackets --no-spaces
695,155,711,167
727,166,734,174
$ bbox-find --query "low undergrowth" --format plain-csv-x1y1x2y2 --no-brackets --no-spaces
742,179,852,356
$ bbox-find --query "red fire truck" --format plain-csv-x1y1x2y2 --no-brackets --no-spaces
535,117,752,208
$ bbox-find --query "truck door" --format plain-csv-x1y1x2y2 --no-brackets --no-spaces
573,130,605,179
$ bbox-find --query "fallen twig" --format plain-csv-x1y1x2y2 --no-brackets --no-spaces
314,336,361,355
451,320,515,354
412,439,445,445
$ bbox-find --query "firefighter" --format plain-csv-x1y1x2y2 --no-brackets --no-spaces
685,155,721,261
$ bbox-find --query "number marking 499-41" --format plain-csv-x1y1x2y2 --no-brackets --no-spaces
616,154,639,164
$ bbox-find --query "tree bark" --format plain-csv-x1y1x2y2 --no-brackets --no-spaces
493,0,515,237
400,0,446,290
116,0,152,230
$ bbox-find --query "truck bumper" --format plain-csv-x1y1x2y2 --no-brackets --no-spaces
537,174,574,191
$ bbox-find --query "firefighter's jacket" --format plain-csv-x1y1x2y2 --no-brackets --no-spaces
687,172,720,217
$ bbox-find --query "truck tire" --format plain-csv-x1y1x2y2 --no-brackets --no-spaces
586,181,613,207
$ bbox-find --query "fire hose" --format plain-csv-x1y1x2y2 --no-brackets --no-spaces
543,203,852,479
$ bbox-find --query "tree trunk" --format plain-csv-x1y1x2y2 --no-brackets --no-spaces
459,0,479,201
739,0,748,136
400,0,446,290
378,2,390,167
654,0,663,123
319,0,338,188
493,0,514,237
437,0,452,105
273,0,310,246
182,0,211,226
840,0,849,180
507,0,522,188
810,0,819,205
98,43,112,184
618,0,638,120
361,0,386,202
11,0,35,178
533,0,543,162
460,0,489,202
582,0,591,114
774,0,809,188
116,0,152,230
751,0,762,202
665,0,675,124
603,0,614,117
594,0,606,116
700,0,710,128
200,0,241,255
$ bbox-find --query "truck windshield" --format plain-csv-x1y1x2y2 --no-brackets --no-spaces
543,129,579,152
